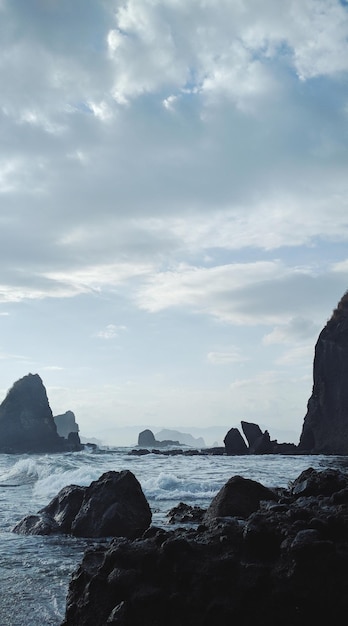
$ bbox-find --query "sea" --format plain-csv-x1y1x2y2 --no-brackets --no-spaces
1,447,348,626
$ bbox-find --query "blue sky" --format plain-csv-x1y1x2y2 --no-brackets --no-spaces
0,0,348,445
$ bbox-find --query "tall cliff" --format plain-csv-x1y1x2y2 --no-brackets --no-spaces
299,291,348,454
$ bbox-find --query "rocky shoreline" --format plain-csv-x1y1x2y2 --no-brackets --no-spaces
56,466,348,625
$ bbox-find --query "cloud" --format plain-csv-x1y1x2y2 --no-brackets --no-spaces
95,324,127,340
263,317,320,345
134,260,347,326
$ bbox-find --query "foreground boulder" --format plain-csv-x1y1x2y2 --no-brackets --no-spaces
62,467,348,625
13,470,152,538
300,291,348,454
203,475,277,521
0,373,71,453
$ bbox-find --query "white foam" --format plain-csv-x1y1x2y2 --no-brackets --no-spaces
141,471,220,501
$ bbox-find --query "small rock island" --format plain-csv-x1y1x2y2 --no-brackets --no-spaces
0,373,83,453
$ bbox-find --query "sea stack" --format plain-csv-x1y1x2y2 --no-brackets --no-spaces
0,373,68,453
299,291,348,454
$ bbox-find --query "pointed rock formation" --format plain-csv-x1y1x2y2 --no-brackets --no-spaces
0,373,68,453
299,291,348,454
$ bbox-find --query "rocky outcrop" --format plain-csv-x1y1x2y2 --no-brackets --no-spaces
224,422,298,455
0,373,69,453
299,291,348,454
62,467,348,625
223,427,249,455
137,429,180,448
241,420,263,448
54,410,79,439
13,470,152,538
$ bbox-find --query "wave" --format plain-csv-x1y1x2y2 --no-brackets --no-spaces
141,471,221,502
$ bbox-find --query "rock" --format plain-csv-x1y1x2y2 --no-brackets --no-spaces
223,427,248,455
138,429,157,446
250,430,274,454
166,502,206,525
61,468,348,626
299,291,348,454
204,475,277,521
241,421,263,447
13,470,152,538
137,429,181,448
54,410,79,439
0,373,68,453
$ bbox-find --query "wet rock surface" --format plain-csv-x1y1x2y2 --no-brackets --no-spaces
13,470,152,539
62,467,348,625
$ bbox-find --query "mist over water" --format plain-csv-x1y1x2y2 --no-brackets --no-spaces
0,448,347,625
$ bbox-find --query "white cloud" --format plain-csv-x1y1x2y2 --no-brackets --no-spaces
263,317,320,345
96,324,127,340
207,349,249,365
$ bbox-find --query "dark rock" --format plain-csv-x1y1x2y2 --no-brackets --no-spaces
204,475,277,521
0,373,68,453
166,502,206,525
66,431,83,451
241,421,263,447
13,470,152,538
250,430,274,454
137,429,180,448
62,467,348,626
299,291,348,454
54,410,79,439
224,428,248,455
290,467,347,497
138,429,156,447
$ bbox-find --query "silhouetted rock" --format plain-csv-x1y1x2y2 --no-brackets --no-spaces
62,468,348,626
138,429,157,446
241,421,263,447
137,429,180,448
250,430,274,454
0,373,67,453
54,410,79,439
13,470,152,539
224,427,248,455
299,291,348,454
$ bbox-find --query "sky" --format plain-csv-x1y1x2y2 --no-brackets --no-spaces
0,0,348,446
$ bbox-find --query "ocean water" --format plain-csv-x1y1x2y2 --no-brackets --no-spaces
0,447,348,626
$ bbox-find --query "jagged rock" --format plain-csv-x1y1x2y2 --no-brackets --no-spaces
0,373,67,453
166,502,206,525
204,475,277,521
13,470,152,538
54,410,79,439
241,421,263,447
61,468,348,626
299,291,348,454
223,427,248,455
250,430,274,454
